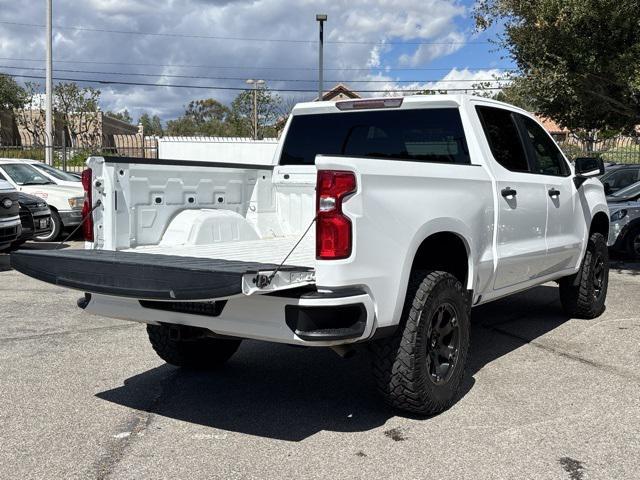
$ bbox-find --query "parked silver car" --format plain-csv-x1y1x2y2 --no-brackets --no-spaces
607,181,640,259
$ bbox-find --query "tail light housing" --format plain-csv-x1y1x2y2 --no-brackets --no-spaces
81,168,94,242
316,170,356,260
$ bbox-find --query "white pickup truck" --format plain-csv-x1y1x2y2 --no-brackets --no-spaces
11,95,610,415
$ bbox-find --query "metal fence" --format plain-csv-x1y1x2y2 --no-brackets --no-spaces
554,134,640,164
0,134,158,173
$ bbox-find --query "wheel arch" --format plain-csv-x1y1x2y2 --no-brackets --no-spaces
590,210,609,238
410,231,471,288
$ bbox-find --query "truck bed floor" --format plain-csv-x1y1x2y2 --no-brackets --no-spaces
125,235,315,268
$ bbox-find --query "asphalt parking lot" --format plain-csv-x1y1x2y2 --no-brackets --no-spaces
1,242,640,480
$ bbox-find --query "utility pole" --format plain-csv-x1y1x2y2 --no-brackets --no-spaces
316,14,327,101
45,0,53,165
245,79,265,140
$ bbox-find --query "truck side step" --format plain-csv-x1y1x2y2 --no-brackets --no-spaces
10,249,312,301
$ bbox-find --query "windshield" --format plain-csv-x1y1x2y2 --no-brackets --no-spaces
32,163,80,182
611,180,640,198
1,163,55,185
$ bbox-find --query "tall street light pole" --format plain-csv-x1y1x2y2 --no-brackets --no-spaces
315,14,327,101
45,0,53,165
246,79,265,140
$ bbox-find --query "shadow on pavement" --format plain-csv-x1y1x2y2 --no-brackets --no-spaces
97,284,572,441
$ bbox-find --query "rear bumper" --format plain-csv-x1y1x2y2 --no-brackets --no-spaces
83,287,377,346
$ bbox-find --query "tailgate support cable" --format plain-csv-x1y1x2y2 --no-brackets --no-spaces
56,200,102,249
254,216,316,289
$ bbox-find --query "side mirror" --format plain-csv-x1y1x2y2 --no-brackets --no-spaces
603,181,612,195
574,157,605,188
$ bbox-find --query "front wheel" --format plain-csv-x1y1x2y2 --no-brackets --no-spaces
34,210,62,242
626,226,640,261
370,270,470,415
559,232,609,319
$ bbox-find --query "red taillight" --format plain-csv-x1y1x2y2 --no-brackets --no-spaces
316,170,356,260
81,168,94,242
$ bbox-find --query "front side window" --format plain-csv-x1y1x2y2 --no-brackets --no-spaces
518,115,570,176
280,108,470,165
1,164,55,186
475,106,529,172
610,179,640,198
602,168,640,191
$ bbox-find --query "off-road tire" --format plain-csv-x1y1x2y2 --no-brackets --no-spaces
559,232,609,319
370,270,470,416
146,324,241,369
34,210,61,242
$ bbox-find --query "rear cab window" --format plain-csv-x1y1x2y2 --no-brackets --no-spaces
280,108,470,166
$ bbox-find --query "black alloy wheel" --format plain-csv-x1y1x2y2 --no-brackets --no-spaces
425,302,460,386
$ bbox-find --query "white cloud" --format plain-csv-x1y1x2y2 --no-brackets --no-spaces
398,32,466,67
0,0,474,121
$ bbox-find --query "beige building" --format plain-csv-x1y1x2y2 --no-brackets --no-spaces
0,109,138,148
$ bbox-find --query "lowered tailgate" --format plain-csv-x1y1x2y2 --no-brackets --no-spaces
10,249,314,300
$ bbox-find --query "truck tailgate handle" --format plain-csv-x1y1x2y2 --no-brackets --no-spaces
501,187,517,198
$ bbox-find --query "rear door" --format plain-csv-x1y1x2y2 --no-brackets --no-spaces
476,106,549,290
515,114,584,272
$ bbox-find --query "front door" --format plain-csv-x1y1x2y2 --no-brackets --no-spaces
475,105,550,290
516,114,584,272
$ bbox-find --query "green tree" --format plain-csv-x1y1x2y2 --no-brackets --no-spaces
13,82,47,145
138,112,164,136
54,82,101,147
106,109,132,124
166,98,232,136
230,87,282,139
475,0,640,148
471,76,538,112
0,74,26,110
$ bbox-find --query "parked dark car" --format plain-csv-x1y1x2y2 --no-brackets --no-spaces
0,179,21,251
599,164,640,194
12,192,52,248
606,180,640,203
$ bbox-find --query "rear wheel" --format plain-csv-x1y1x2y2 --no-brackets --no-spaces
626,226,640,260
370,270,470,415
34,210,61,242
146,324,241,369
559,232,609,319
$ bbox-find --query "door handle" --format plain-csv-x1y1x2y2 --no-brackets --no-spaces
548,188,561,198
501,187,517,198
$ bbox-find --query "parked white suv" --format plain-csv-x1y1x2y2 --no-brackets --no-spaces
0,159,84,240
12,95,610,414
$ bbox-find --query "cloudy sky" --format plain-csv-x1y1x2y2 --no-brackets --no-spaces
0,0,512,123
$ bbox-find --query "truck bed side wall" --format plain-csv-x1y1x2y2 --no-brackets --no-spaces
314,155,495,330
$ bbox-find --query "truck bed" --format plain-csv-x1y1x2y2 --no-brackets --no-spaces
125,235,315,268
10,236,314,301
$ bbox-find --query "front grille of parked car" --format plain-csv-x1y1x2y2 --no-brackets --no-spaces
19,207,34,231
0,225,19,242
